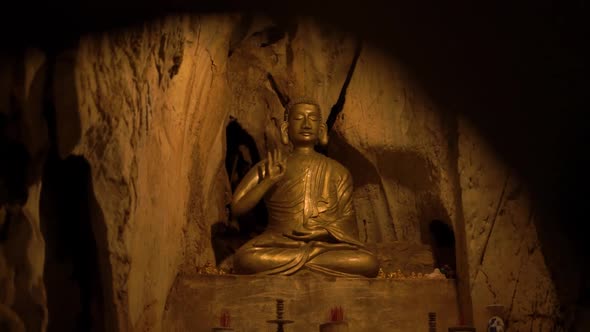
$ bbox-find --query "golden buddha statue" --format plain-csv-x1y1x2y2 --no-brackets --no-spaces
231,99,379,277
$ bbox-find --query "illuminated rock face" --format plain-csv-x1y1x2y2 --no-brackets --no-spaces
458,122,562,331
0,14,564,332
53,15,237,331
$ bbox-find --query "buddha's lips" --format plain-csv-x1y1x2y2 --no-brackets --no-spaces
299,132,314,136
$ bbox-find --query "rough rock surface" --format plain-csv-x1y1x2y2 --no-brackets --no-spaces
366,243,434,274
53,15,237,331
293,38,569,329
225,17,358,173
163,275,460,332
0,50,49,332
459,120,564,331
328,45,457,245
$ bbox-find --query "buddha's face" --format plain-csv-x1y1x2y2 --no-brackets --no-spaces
287,103,322,146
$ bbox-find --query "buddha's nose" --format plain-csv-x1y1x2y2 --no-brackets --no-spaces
302,117,312,128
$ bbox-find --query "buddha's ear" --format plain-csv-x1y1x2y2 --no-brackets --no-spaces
319,123,329,146
280,122,290,145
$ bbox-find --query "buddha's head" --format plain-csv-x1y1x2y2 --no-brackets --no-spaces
280,99,328,147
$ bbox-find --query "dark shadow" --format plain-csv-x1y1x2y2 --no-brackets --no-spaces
35,46,107,332
52,49,82,158
40,154,105,332
210,221,249,267
212,119,266,265
327,130,381,188
228,15,254,57
416,193,452,245
429,220,456,273
39,48,116,332
255,25,287,47
0,53,30,205
87,167,120,332
376,149,439,192
0,116,29,205
225,119,261,192
327,130,397,241
266,73,288,108
325,38,362,132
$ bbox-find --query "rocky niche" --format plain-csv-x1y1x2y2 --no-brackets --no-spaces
0,13,566,332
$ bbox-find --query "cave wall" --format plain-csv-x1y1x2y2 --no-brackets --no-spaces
328,45,457,245
458,120,563,331
52,15,236,331
0,50,49,332
0,13,570,332
325,45,473,315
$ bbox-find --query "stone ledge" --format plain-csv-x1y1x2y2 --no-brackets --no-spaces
163,274,460,332
367,242,435,273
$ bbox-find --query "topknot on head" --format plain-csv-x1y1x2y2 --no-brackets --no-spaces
284,97,321,121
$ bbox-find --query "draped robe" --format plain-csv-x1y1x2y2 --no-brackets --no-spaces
234,153,379,277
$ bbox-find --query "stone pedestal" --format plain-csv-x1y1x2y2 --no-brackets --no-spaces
320,321,349,332
163,275,460,332
366,242,435,273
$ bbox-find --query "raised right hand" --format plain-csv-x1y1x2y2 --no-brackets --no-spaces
259,149,287,183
